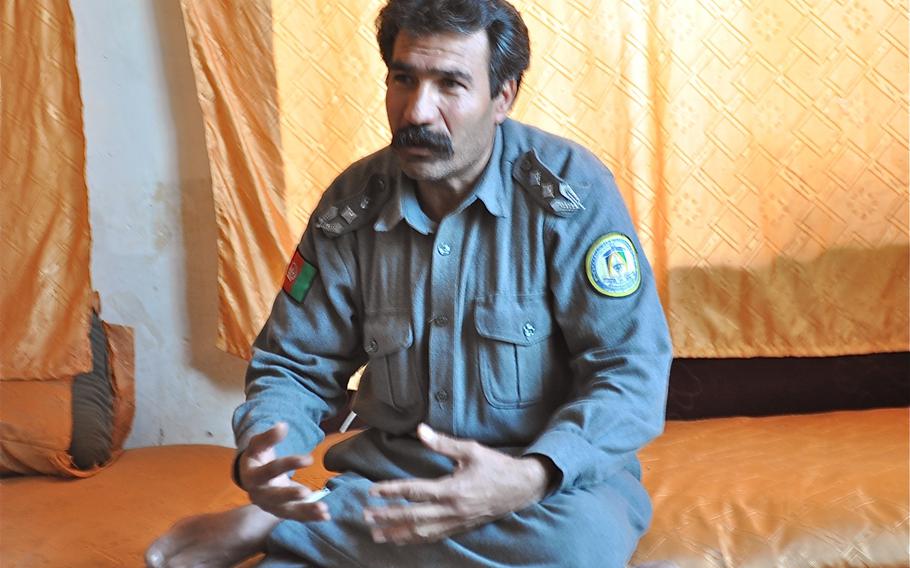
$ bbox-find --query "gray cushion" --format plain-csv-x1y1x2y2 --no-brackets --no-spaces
68,312,114,470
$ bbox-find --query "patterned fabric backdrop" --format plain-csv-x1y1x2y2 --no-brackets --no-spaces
1,0,93,379
181,0,908,360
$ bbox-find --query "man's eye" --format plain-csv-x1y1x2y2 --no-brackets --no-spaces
393,74,414,86
442,79,463,90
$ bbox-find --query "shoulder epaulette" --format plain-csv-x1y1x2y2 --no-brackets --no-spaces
316,174,392,237
512,149,585,217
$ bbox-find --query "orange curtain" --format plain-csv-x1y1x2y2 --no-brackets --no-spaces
0,0,93,379
181,0,909,359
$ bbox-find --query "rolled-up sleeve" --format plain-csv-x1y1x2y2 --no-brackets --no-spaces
523,154,672,491
232,221,366,463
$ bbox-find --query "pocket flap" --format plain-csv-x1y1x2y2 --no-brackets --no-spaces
474,295,553,346
363,312,413,356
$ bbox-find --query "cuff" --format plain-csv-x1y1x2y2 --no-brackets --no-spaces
231,449,245,489
523,429,595,492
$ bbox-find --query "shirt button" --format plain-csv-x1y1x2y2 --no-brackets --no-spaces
433,315,449,326
435,389,450,403
437,243,451,256
522,322,536,339
366,338,378,353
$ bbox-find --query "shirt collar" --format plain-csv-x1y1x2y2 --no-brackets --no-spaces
374,124,508,234
373,171,436,235
464,125,507,219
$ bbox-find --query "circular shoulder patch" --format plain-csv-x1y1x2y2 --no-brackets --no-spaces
585,233,641,297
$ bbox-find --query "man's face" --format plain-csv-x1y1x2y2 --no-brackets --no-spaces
385,30,512,187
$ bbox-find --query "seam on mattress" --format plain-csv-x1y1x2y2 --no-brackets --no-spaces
0,437,73,451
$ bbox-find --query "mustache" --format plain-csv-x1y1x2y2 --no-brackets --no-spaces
391,126,454,157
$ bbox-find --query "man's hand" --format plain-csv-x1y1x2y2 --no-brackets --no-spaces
238,422,330,522
363,424,555,545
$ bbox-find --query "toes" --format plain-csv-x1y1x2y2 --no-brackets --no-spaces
144,544,166,568
145,521,188,568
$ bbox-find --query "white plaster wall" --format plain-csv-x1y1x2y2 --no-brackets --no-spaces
71,0,248,448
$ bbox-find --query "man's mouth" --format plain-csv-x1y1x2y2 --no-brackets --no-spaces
398,146,436,157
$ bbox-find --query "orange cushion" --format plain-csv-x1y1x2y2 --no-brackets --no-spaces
632,408,910,567
0,322,135,477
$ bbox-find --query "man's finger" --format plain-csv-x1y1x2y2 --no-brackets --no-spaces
363,502,455,527
280,500,331,523
411,517,470,542
416,423,475,461
369,477,447,501
247,454,313,485
371,517,468,545
254,484,332,521
264,499,330,522
255,483,312,506
246,422,288,459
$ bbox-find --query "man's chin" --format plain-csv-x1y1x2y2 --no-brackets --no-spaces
399,161,445,181
396,153,450,181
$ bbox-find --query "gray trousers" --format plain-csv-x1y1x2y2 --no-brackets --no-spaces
257,470,651,568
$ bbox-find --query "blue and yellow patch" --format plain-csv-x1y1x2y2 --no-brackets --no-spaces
585,233,641,297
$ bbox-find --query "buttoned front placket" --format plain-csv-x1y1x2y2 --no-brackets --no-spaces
371,128,506,436
426,213,463,434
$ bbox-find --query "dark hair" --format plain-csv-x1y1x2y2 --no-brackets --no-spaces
376,0,531,98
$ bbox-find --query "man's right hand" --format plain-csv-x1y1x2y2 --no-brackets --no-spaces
238,422,331,522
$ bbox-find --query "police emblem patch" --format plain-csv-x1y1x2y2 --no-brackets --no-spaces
585,233,641,297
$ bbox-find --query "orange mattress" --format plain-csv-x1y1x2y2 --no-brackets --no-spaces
1,410,907,567
633,408,910,567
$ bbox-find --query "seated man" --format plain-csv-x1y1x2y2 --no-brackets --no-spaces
147,0,672,566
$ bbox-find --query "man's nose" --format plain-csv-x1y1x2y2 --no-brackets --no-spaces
402,84,437,126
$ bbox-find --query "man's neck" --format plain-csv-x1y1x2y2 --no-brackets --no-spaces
414,141,494,222
414,180,471,222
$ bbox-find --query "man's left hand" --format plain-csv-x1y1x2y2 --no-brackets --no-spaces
364,424,555,545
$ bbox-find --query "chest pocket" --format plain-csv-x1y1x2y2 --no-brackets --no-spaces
362,312,419,410
474,295,555,408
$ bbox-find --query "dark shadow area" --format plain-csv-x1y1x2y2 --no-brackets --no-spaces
150,0,249,386
667,352,910,420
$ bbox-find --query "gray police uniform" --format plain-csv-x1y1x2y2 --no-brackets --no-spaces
234,118,673,567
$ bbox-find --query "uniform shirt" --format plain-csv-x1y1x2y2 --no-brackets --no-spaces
233,118,672,492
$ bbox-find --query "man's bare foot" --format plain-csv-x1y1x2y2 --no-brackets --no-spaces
145,505,279,568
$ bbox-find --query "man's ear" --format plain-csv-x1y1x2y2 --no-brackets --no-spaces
493,78,518,124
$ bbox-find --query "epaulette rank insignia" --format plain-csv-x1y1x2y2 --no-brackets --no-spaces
316,175,391,237
512,149,585,217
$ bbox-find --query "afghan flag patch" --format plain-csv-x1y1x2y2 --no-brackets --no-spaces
282,249,317,303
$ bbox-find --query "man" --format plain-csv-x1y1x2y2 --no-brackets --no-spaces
147,0,671,566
